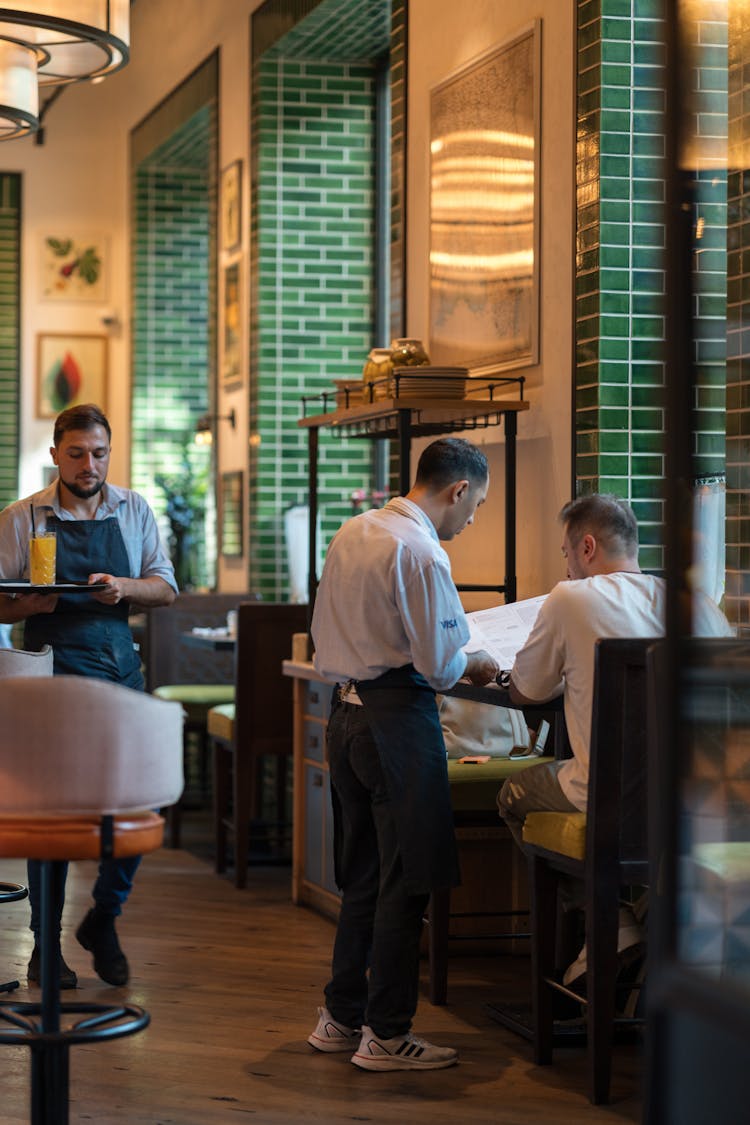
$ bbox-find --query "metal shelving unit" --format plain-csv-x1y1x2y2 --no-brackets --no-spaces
298,377,530,608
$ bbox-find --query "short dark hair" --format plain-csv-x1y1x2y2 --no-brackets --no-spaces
53,403,111,446
560,493,638,558
414,438,488,491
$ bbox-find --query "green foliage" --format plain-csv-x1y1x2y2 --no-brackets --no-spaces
155,445,210,589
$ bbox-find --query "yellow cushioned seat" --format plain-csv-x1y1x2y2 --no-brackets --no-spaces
207,702,235,743
523,810,588,861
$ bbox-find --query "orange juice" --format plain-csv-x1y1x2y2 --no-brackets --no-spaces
29,533,56,585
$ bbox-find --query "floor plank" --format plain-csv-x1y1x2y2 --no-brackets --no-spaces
0,827,642,1124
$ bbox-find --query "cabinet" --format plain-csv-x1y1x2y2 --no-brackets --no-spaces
288,665,340,919
298,381,530,607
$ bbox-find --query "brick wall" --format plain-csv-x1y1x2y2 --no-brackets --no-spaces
0,173,20,510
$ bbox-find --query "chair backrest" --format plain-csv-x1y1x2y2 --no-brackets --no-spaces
587,637,654,882
0,644,53,677
234,601,309,753
145,592,255,690
0,676,184,815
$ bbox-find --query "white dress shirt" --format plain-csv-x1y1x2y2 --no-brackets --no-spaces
312,496,469,692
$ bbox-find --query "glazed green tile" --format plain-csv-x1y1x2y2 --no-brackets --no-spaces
599,338,629,359
601,431,629,452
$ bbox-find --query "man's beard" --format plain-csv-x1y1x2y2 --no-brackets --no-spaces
62,477,105,500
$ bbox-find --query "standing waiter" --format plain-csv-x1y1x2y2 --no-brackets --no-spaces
0,403,177,989
308,437,500,1071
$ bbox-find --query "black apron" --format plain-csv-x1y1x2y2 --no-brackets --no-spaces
25,515,143,689
353,664,460,895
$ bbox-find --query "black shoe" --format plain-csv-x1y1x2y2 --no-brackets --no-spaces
75,908,129,986
27,944,78,990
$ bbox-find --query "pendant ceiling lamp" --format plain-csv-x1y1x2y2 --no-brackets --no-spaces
0,38,37,139
0,2,129,86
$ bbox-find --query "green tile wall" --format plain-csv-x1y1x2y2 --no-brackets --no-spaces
575,1,727,575
131,104,217,589
250,0,403,602
726,2,750,630
251,56,376,600
0,173,20,510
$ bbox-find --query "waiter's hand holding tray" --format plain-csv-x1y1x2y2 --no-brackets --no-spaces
0,580,109,595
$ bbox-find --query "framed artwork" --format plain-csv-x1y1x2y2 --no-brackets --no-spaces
429,23,540,376
222,259,242,388
36,333,108,419
220,471,244,557
221,160,242,251
40,233,108,302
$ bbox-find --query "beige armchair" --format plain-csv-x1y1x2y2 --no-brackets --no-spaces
0,675,183,1124
0,644,53,677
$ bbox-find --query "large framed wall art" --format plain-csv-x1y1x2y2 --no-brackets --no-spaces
36,332,108,418
429,22,540,375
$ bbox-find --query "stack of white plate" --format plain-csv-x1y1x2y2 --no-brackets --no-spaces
389,365,468,399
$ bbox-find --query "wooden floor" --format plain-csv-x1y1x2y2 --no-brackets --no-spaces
0,817,642,1124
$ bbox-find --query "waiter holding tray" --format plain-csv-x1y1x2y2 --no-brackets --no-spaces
0,403,177,990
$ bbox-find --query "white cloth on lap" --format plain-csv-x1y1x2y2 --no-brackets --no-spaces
438,695,530,758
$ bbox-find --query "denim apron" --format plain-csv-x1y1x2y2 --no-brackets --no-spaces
25,514,143,689
353,664,461,895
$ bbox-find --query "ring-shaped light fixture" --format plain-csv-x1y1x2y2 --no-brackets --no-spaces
0,37,37,139
0,2,129,86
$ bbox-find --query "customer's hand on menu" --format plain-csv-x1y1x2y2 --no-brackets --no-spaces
462,649,501,686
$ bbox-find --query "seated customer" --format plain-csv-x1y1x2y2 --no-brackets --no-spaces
497,493,732,977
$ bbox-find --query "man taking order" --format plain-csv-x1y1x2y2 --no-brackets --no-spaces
0,403,178,990
309,437,500,1071
497,493,732,981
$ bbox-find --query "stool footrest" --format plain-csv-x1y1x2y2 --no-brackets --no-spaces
0,999,149,1045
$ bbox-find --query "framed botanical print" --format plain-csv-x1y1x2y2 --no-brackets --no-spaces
220,470,244,557
222,259,242,388
221,160,242,251
40,232,109,302
36,332,108,418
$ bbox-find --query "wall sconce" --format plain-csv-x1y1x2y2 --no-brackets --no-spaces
195,407,236,446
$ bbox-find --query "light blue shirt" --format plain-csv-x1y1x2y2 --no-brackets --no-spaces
0,479,178,591
312,496,469,692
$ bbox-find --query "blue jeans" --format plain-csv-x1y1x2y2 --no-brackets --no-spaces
323,699,429,1040
27,855,142,940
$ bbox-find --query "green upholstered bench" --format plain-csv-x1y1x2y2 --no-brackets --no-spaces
447,756,553,813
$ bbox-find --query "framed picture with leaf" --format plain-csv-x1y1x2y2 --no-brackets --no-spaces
39,233,109,302
36,333,108,419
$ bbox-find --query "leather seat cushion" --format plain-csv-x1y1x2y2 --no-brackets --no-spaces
523,810,588,861
0,811,165,861
207,702,235,743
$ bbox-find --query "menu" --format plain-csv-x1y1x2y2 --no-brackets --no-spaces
463,593,548,669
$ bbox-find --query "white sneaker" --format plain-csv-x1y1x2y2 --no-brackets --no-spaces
562,905,644,987
308,1006,361,1053
351,1026,458,1071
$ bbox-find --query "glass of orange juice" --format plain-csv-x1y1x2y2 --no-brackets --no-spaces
29,532,57,585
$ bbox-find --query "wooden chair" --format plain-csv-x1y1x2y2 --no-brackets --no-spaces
522,637,652,1104
0,676,183,1125
210,601,308,888
427,693,569,1007
146,593,251,847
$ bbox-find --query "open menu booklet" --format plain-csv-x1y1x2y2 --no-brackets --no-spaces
462,593,548,670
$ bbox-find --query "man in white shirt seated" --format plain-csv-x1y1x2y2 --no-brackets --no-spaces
497,492,732,982
308,437,499,1071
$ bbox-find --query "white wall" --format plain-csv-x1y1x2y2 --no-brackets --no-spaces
0,0,575,598
407,0,575,600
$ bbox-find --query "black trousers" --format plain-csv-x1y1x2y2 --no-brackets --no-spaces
324,698,429,1039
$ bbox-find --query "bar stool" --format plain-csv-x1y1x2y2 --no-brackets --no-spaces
0,676,183,1125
